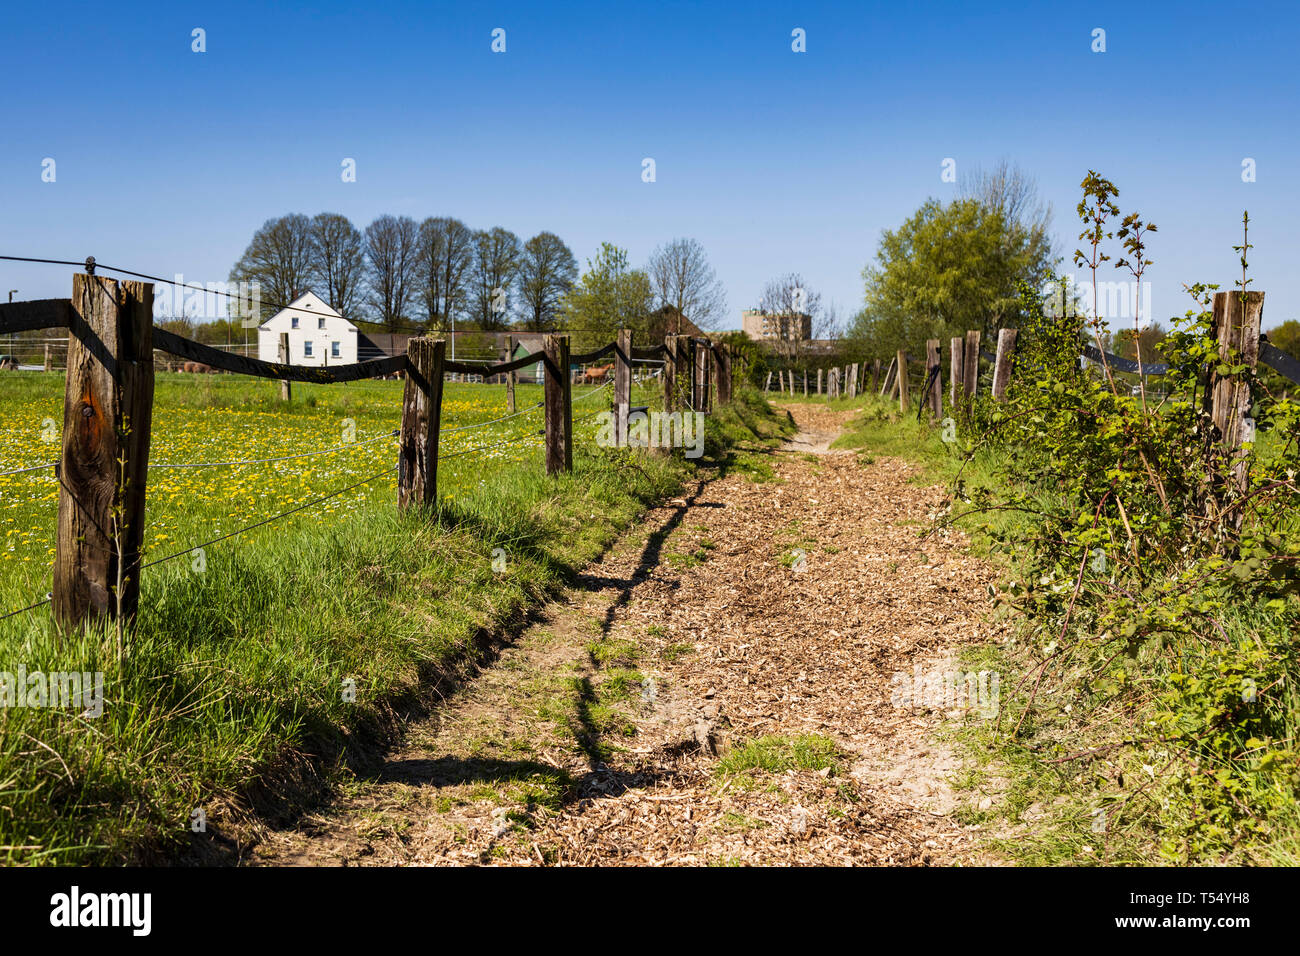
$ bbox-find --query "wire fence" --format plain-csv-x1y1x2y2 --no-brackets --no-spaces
0,254,725,628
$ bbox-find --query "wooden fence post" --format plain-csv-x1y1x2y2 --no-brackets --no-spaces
43,343,50,371
1208,291,1264,496
397,337,445,511
879,356,896,398
871,358,881,395
950,336,964,408
964,330,981,400
764,370,772,393
991,328,1018,403
505,334,516,413
716,343,733,405
615,328,632,447
693,340,708,411
54,274,155,631
278,332,291,402
817,368,823,395
664,334,679,411
543,334,571,474
896,349,910,413
926,338,942,417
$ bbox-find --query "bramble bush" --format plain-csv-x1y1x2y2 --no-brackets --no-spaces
949,174,1300,861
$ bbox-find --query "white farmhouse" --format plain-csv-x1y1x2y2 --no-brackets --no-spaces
257,292,358,366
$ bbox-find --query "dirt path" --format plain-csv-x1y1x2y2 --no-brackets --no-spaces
247,402,1005,866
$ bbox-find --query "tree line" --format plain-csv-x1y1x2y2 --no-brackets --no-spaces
223,214,728,348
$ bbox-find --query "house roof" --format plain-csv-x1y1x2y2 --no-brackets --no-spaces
260,291,356,331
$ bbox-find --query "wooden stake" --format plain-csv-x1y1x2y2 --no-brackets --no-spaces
964,330,981,400
278,332,291,402
54,274,155,632
664,334,679,411
1208,291,1264,495
544,334,571,474
397,337,444,511
991,328,1018,403
615,328,632,446
926,338,942,417
716,343,733,406
950,336,964,408
879,356,896,398
505,334,516,413
896,349,909,413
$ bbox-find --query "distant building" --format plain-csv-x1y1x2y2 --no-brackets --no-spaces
742,309,811,343
257,292,357,366
646,305,705,340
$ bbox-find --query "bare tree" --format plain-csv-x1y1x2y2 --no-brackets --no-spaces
363,215,421,349
517,231,577,331
647,237,727,332
229,213,314,323
758,272,823,362
309,213,365,317
417,216,474,332
468,227,521,331
960,158,1056,268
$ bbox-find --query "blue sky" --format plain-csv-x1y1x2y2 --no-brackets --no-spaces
2,0,1297,330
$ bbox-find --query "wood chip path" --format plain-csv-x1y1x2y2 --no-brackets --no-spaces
246,402,1005,866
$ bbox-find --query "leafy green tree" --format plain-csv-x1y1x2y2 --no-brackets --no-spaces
849,195,1056,360
558,243,654,352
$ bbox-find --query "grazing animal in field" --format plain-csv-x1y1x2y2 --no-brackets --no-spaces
182,361,214,374
583,364,613,385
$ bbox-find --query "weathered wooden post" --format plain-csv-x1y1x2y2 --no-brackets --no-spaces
964,330,981,400
878,356,896,398
764,370,772,393
43,343,50,371
850,363,860,398
664,334,679,411
716,343,733,406
54,274,155,631
1208,291,1264,498
871,358,881,395
991,328,1018,403
896,349,910,413
817,368,823,395
924,339,941,417
397,337,445,511
543,334,572,474
950,336,965,408
615,328,632,446
693,339,708,412
505,333,516,413
277,332,291,402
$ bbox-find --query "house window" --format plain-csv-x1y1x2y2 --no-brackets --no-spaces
318,317,326,330
291,316,299,329
304,340,313,357
331,341,340,359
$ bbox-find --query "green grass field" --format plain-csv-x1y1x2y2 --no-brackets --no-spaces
0,369,789,864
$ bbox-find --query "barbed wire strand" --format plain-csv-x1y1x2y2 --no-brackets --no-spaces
141,464,400,570
440,401,543,435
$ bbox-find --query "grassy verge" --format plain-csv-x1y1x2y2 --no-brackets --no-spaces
832,393,1300,865
0,383,789,864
